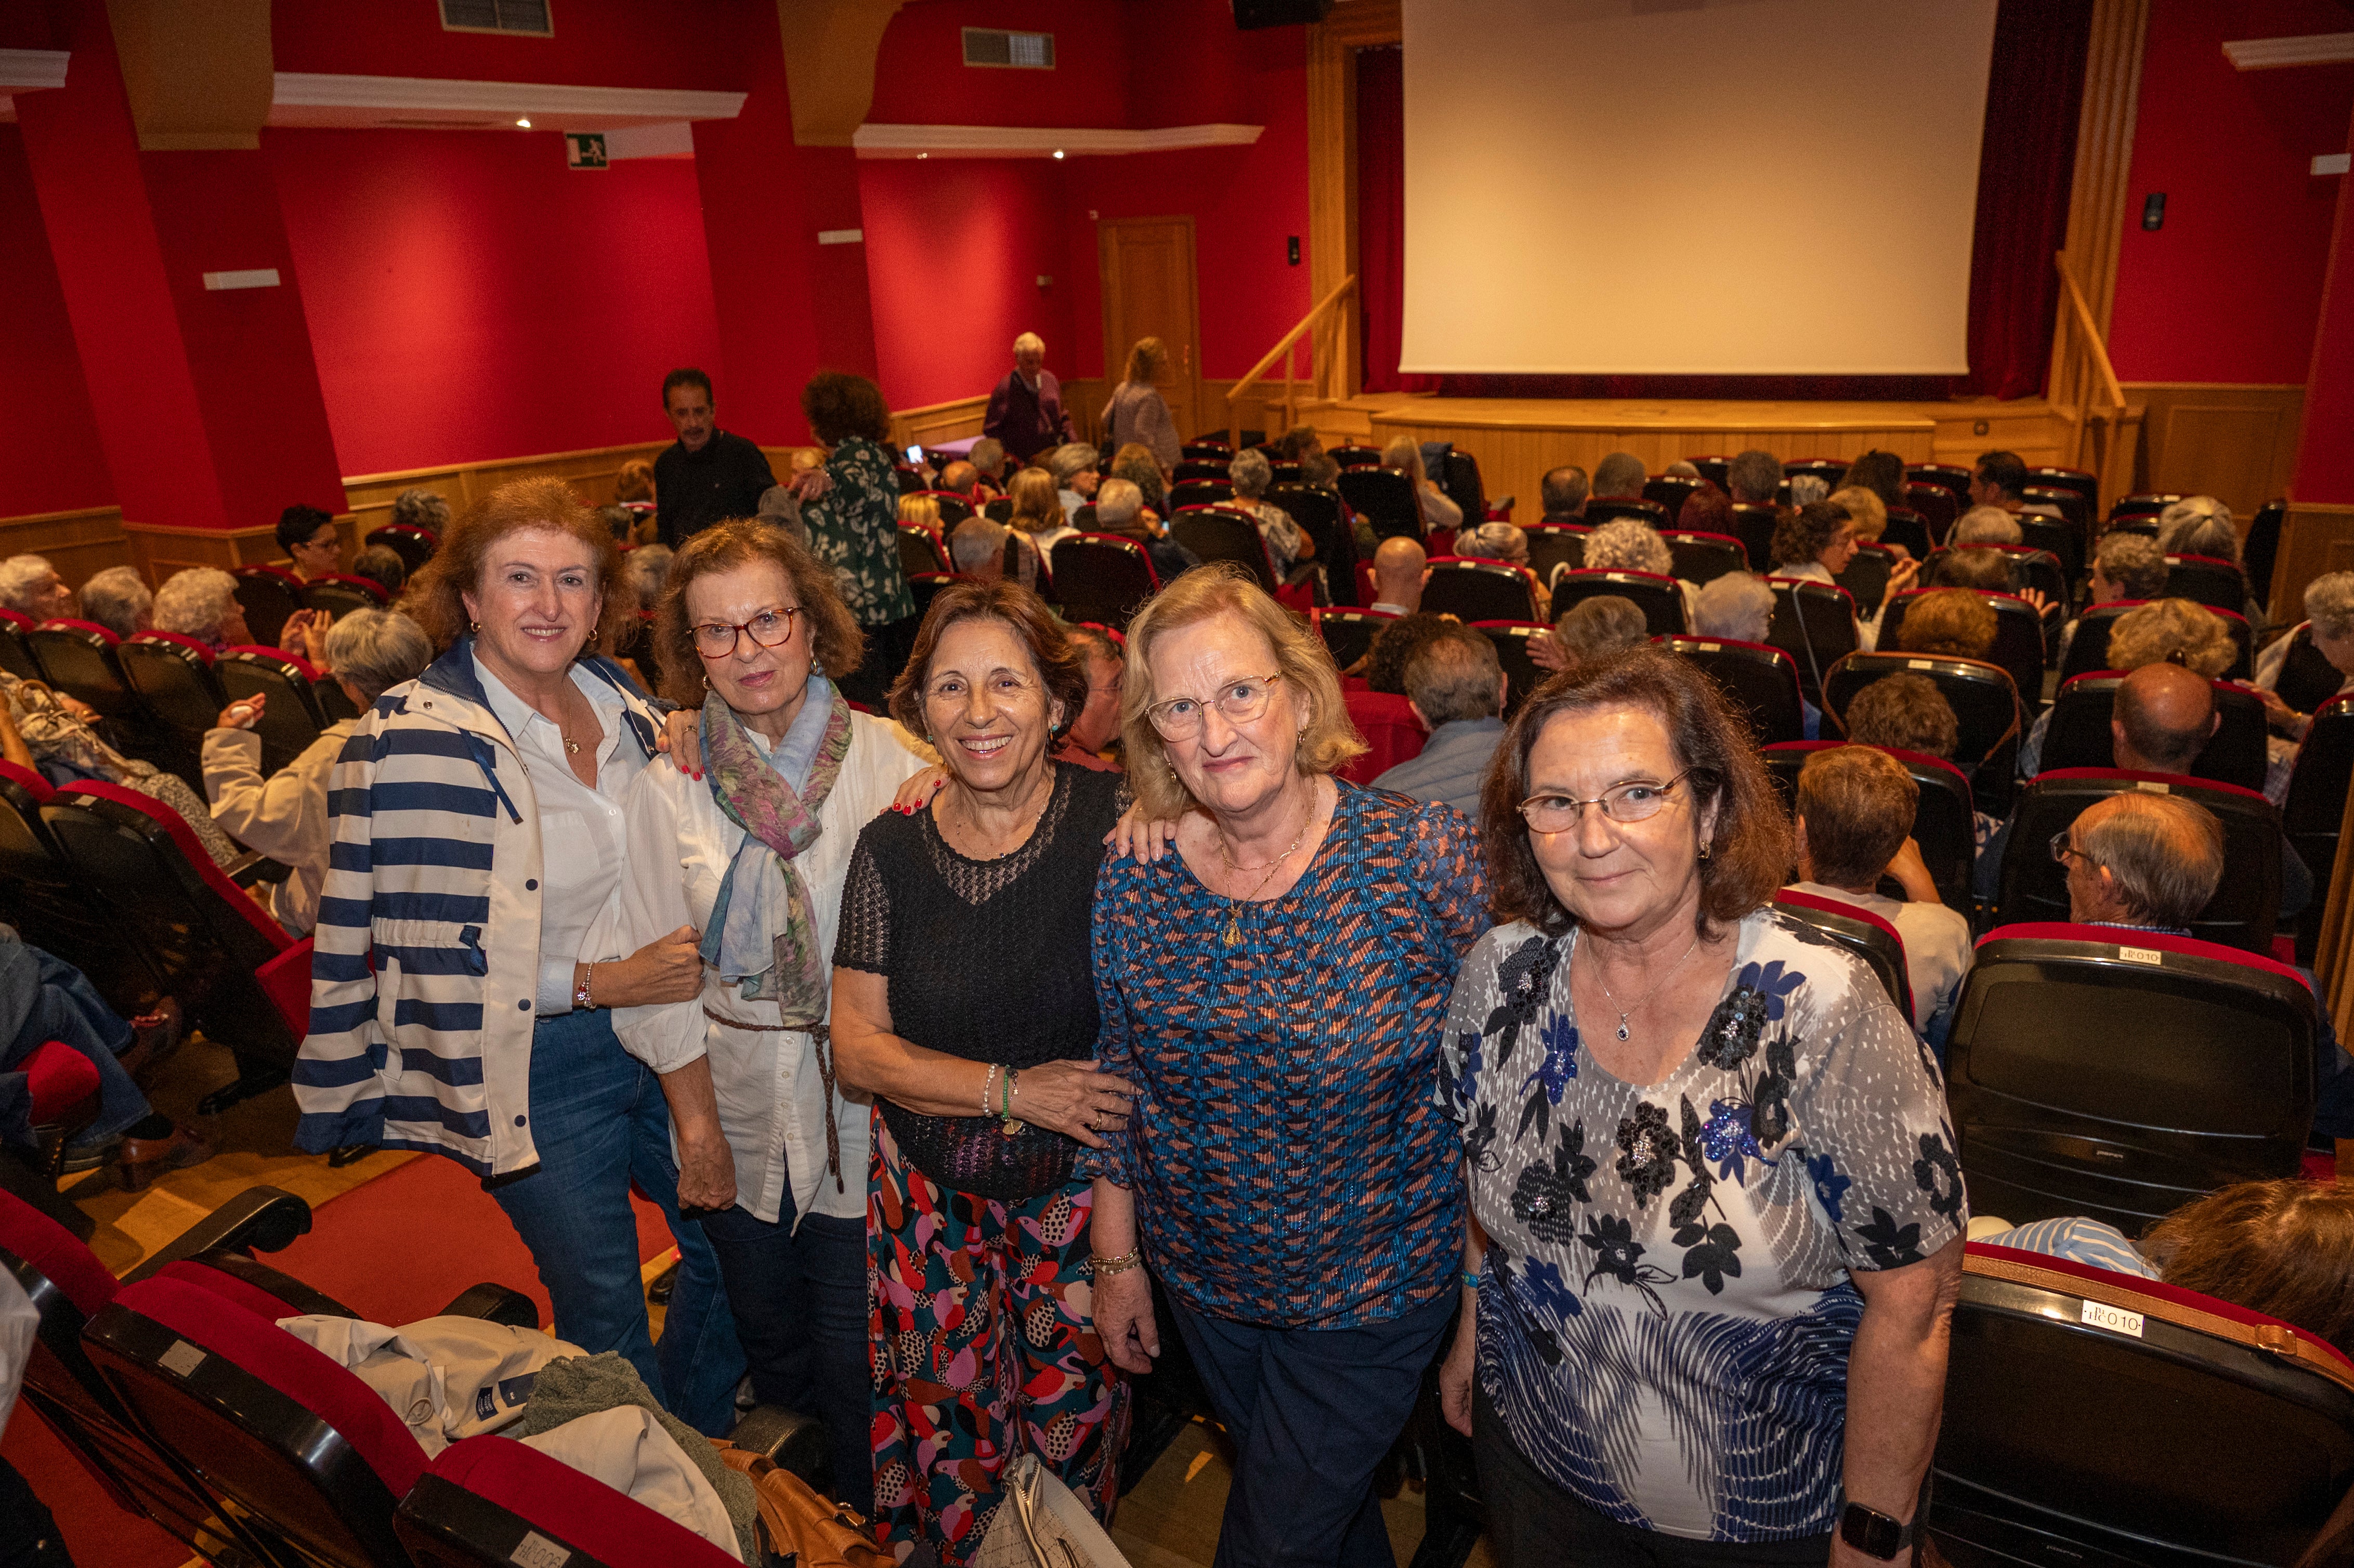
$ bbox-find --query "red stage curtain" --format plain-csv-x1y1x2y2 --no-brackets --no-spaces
1355,0,2093,402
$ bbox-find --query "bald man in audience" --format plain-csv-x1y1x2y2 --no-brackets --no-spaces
1367,537,1427,617
939,460,984,501
1539,466,1589,525
1590,452,1647,501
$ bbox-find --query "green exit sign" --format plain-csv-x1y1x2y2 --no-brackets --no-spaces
566,134,608,169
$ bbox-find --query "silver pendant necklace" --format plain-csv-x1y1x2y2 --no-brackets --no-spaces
1580,928,1703,1041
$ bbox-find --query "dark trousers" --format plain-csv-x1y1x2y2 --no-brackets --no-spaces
841,614,920,710
1471,1384,1835,1568
698,1199,871,1515
0,940,145,1151
0,1457,73,1567
1168,1288,1456,1568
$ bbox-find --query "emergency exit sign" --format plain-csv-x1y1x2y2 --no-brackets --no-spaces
566,134,608,169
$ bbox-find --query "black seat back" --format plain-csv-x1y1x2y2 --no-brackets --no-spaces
1268,484,1356,605
363,524,437,573
1552,569,1684,635
1764,578,1860,709
1686,456,1732,491
2015,507,2083,582
1584,498,1668,528
0,609,41,682
1785,458,1849,490
1180,440,1232,463
1522,522,1586,585
1909,463,1976,497
1168,479,1233,512
1475,621,1549,717
231,566,305,648
1877,589,2046,713
1314,608,1393,671
2110,493,2180,525
1661,636,1806,747
907,571,955,618
119,633,226,761
2062,600,2251,683
1879,507,1934,560
2274,622,2348,715
2245,500,2284,612
898,522,947,578
1328,444,1381,471
1660,530,1745,584
1172,460,1228,484
1337,467,1423,540
1832,541,1897,618
1050,535,1160,628
1926,544,2067,610
1902,484,1960,543
303,574,388,622
2039,673,2268,794
1993,768,2282,953
1763,741,1976,913
1440,450,1485,527
1422,558,1539,623
1642,476,1699,521
2282,696,2354,930
1823,652,2021,813
2166,553,2250,615
1170,507,1280,595
1727,503,1780,570
1946,925,2314,1232
917,490,974,526
218,648,333,776
1771,890,1912,1018
0,763,166,1019
1931,1243,2354,1568
28,619,136,720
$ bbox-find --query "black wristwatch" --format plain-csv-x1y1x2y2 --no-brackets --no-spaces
1839,1503,1915,1561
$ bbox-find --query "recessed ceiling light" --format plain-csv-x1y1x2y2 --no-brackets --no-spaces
516,117,531,128
1052,149,1064,160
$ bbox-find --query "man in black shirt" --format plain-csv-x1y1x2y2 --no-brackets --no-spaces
653,367,776,547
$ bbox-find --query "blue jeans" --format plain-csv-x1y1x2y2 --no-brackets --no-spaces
699,1198,872,1514
1169,1289,1457,1568
487,1009,746,1434
0,939,146,1149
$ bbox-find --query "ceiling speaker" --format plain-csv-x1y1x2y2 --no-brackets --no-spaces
1232,0,1335,29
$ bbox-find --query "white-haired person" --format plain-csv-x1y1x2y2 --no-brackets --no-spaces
983,332,1079,465
152,567,255,656
1227,449,1314,578
1579,517,1702,625
0,555,74,623
2257,571,2354,737
1381,436,1463,538
1050,442,1100,522
1454,521,1547,620
2157,496,2263,622
76,566,152,641
204,608,435,937
1689,570,1823,738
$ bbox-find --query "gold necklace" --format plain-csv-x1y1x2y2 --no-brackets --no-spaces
1215,794,1315,947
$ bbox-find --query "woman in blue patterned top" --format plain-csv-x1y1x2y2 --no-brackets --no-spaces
1086,565,1487,1568
1435,647,1964,1565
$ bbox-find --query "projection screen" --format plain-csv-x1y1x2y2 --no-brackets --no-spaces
1399,0,2001,376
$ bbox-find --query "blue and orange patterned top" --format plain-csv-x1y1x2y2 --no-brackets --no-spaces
1082,782,1488,1328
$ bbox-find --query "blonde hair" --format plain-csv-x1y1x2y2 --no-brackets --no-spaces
1380,437,1427,486
2107,597,2235,677
898,494,941,531
1120,564,1366,819
1007,468,1064,534
1123,337,1167,385
1828,486,1887,542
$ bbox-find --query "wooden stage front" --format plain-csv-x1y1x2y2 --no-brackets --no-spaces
1297,393,2074,521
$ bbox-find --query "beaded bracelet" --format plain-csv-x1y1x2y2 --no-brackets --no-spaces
574,962,596,1012
1093,1247,1144,1276
980,1063,1000,1118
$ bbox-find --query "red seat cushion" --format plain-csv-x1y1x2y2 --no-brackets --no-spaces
21,1039,100,1126
153,1259,321,1324
0,759,53,801
109,1276,429,1497
0,1188,118,1317
427,1436,744,1566
1339,689,1425,785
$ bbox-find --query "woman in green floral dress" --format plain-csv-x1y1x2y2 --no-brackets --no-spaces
796,371,918,708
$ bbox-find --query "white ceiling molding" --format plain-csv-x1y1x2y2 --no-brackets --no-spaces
602,121,695,160
267,73,746,131
2221,33,2354,70
853,122,1263,159
0,46,68,117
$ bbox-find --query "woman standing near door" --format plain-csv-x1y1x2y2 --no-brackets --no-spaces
1101,337,1181,471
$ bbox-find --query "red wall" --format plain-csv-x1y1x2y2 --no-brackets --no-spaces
266,128,720,476
271,0,753,92
0,127,114,517
2108,0,2354,384
868,1,1133,129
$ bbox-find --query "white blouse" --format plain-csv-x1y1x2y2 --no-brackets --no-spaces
612,712,934,1226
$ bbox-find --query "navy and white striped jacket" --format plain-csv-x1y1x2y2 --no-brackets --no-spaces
291,639,660,1176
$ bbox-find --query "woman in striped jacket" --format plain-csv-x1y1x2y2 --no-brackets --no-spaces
292,478,746,1433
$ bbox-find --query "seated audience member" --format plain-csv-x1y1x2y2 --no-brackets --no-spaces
967,437,1008,493
613,462,658,543
1093,476,1193,581
2258,570,2354,735
1588,450,1647,501
1787,745,1972,1045
278,504,342,582
1381,437,1462,536
205,608,434,937
1677,484,1734,537
1050,442,1100,521
1663,459,1701,480
1371,622,1506,820
1842,672,1995,848
1939,511,2055,614
2061,790,2222,933
1358,612,1452,695
1368,535,1426,616
1786,475,1829,509
624,544,674,618
0,555,74,622
76,565,152,639
1769,500,1919,650
1228,449,1313,576
1579,516,1701,623
1725,448,1782,505
2019,596,2240,779
1935,548,2017,593
1006,466,1075,559
1688,570,1822,739
1534,593,1649,675
1538,464,1588,524
1110,441,1170,521
2056,532,2168,670
754,483,809,550
1950,506,2024,547
0,667,240,869
0,929,208,1185
949,516,1036,590
349,543,408,600
1828,485,1892,554
1273,425,1322,461
391,485,453,537
1453,521,1547,619
153,567,254,654
898,492,942,536
938,459,983,500
1969,449,2060,518
1055,623,1124,771
1893,588,1998,662
1839,450,1910,516
596,502,635,541
2156,494,2239,564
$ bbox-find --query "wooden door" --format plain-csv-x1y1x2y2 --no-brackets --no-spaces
1098,216,1201,443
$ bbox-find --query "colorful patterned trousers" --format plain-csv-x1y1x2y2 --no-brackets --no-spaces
867,1112,1130,1566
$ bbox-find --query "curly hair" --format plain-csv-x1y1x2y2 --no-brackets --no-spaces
1480,645,1793,937
1110,444,1165,510
2107,597,2235,677
1361,612,1453,695
1120,563,1366,822
1840,672,1959,761
801,371,891,446
1583,519,1673,576
885,579,1087,744
398,477,635,656
1769,501,1850,570
1893,589,1997,660
651,518,866,706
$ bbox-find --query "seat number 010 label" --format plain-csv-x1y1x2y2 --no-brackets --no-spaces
2081,1299,2146,1338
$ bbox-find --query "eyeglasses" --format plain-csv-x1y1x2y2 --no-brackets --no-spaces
1518,773,1693,833
2049,829,2090,867
691,606,801,658
1146,672,1284,740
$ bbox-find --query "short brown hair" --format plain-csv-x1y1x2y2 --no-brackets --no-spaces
1841,673,1959,760
1480,645,1793,936
886,579,1087,742
1120,564,1366,821
652,519,866,705
801,371,890,446
406,477,634,655
1769,500,1850,570
2142,1179,2354,1358
1797,747,1917,888
1895,589,1998,660
1677,486,1733,535
1008,468,1064,535
615,459,655,505
1937,548,2016,592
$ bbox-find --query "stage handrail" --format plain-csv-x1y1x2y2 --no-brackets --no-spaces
2050,249,2137,511
1227,273,1357,450
2055,254,2126,413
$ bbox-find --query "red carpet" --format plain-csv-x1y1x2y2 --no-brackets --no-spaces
3,1152,678,1563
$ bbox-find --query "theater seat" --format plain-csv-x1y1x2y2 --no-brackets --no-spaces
1991,768,2284,953
15,1039,99,1181
0,761,167,1022
1924,544,2067,615
0,606,42,682
1422,557,1540,623
1336,467,1423,541
1474,621,1549,717
2284,696,2354,963
1763,741,1975,913
2062,600,2252,685
27,618,139,723
1169,479,1234,512
1785,458,1848,489
913,490,974,527
2273,623,2350,716
1728,503,1780,570
1771,889,1913,1018
1946,923,2316,1233
1552,568,1685,635
1171,506,1318,609
395,1435,745,1568
1339,689,1423,786
1583,498,1668,528
1832,541,1898,618
304,573,392,620
1267,485,1355,604
1879,507,1933,560
1823,651,2021,813
1180,440,1233,463
2038,672,2268,794
363,524,437,574
1172,460,1228,484
1908,463,1976,498
1660,530,1745,584
1050,534,1160,628
1763,578,1859,709
897,522,947,578
232,565,306,648
218,645,333,775
1328,444,1381,471
1313,607,1394,671
2165,554,2250,616
2109,493,2180,525
1902,484,1960,543
1642,475,1699,521
1686,456,1733,491
1521,522,1587,585
1931,1243,2354,1567
1875,589,2046,718
119,632,227,763
1660,636,1806,747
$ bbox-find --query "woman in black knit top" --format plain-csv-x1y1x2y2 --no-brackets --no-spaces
833,581,1140,1567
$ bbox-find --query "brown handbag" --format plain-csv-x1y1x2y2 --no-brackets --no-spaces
713,1443,898,1568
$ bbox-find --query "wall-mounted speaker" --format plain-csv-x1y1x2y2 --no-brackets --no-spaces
1232,0,1335,29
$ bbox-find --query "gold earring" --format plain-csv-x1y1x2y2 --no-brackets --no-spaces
469,620,481,633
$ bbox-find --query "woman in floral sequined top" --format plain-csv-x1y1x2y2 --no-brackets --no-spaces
1434,646,1964,1567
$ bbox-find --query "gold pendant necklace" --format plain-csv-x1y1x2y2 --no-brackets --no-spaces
1217,796,1315,946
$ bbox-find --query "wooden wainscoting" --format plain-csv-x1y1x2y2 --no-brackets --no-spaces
0,506,129,585
120,520,296,584
2272,500,2354,626
889,396,990,453
342,441,678,538
2125,383,2303,518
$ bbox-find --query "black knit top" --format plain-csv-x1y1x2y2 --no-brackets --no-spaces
835,762,1122,1199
